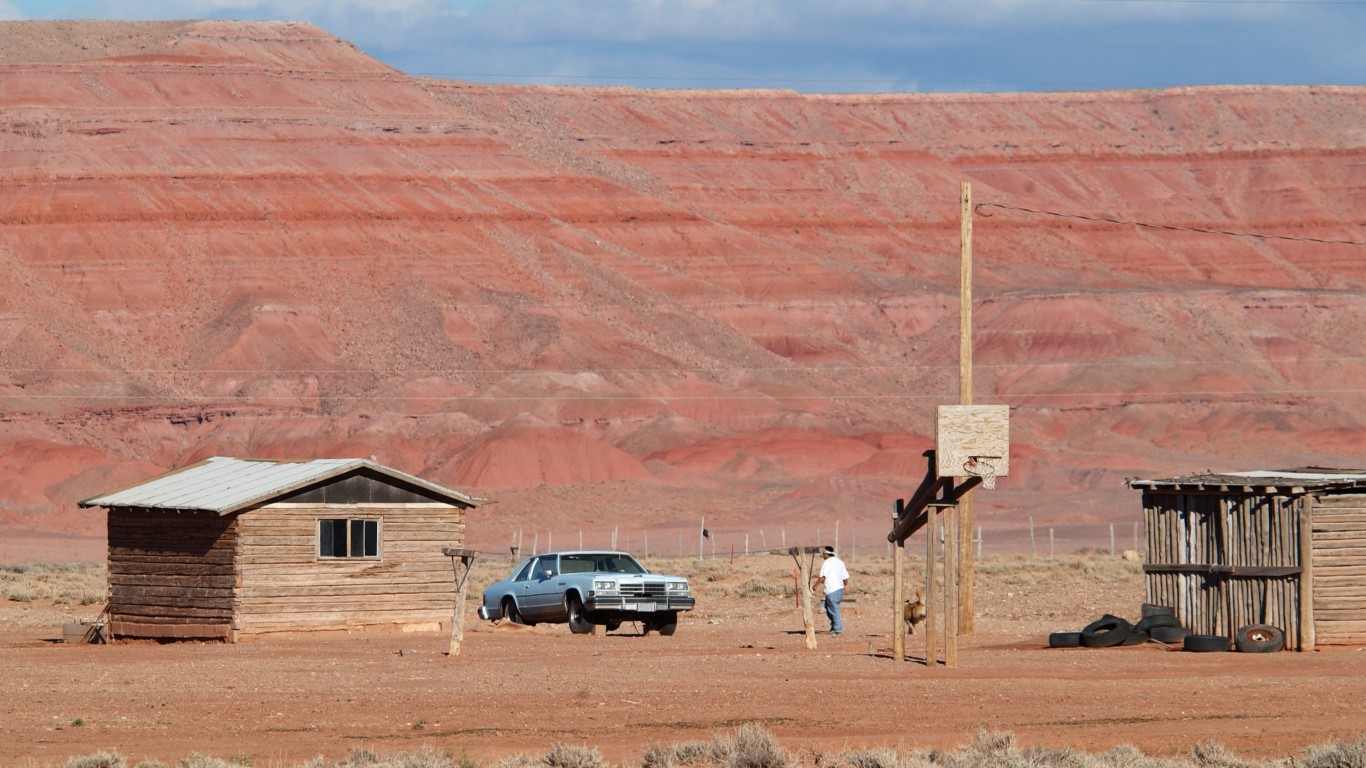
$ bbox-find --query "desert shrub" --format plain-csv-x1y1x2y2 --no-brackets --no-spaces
543,745,605,768
735,578,786,598
62,753,126,768
1298,736,1366,768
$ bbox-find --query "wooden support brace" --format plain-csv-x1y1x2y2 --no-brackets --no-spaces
443,547,478,656
789,546,820,649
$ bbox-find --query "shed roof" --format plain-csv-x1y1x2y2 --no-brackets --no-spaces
79,456,485,514
1127,467,1366,494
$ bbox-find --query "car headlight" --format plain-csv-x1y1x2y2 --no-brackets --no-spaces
593,579,617,592
666,582,688,592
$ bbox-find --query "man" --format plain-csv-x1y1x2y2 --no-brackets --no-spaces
811,545,850,636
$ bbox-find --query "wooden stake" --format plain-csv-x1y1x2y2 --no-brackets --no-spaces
1299,494,1316,651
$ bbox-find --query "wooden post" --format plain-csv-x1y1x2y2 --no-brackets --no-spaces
925,509,939,667
443,548,478,657
892,534,905,662
791,547,818,650
958,180,975,636
1299,494,1316,651
945,505,958,668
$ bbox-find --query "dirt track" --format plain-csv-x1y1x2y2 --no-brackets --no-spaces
4,559,1366,767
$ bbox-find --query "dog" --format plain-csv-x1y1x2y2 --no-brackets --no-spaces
903,587,926,635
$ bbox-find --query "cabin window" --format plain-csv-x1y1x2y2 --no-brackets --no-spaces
318,518,380,558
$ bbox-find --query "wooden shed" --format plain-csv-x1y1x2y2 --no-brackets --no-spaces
1128,468,1366,650
79,456,484,642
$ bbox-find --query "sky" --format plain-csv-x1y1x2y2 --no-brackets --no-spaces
1,0,1363,94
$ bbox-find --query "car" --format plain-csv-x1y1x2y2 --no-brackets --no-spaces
477,550,696,635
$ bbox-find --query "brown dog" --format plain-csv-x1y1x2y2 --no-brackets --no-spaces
903,588,926,634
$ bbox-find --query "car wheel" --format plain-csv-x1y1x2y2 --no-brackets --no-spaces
1235,624,1284,653
653,612,679,636
1148,624,1190,645
566,595,594,635
1141,603,1175,618
502,598,524,625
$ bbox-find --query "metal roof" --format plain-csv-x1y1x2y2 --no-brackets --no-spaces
79,456,484,514
1127,467,1366,494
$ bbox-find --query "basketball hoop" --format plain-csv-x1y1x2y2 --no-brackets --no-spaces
964,456,1000,490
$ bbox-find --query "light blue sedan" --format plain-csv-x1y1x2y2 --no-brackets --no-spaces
478,550,696,635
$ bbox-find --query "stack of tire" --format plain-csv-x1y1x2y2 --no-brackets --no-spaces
1049,604,1285,653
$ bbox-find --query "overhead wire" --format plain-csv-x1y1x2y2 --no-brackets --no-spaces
975,202,1366,246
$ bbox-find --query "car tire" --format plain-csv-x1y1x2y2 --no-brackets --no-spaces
1184,634,1231,652
1148,624,1190,645
1134,613,1181,633
1122,628,1149,646
654,612,679,636
1048,631,1082,648
566,595,594,635
605,620,622,632
1141,603,1176,618
502,598,524,625
1235,624,1284,653
1080,615,1132,647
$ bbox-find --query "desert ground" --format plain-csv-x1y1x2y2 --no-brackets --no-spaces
4,553,1365,768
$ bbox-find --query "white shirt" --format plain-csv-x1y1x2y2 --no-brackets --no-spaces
819,556,849,593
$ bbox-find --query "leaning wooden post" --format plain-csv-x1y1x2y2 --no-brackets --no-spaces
443,548,478,656
790,547,818,650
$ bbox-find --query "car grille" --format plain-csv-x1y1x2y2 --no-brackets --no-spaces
619,581,668,597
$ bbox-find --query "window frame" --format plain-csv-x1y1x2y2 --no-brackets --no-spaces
317,517,382,560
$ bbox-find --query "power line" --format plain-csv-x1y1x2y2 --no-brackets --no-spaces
975,202,1366,246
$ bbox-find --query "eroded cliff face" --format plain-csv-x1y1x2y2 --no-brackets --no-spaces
2,20,1364,557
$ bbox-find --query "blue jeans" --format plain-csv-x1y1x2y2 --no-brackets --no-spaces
823,588,845,634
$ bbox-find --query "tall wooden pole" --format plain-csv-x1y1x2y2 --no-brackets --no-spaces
958,181,976,635
924,509,939,667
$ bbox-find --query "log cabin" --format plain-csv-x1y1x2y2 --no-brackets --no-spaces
1129,468,1366,650
79,456,484,642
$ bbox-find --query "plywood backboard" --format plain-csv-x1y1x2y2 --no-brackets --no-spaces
935,404,1010,479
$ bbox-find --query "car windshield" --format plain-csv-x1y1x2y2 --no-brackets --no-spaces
559,553,646,575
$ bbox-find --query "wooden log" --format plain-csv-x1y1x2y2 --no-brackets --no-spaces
925,508,938,668
892,537,904,663
945,506,958,669
792,548,817,650
1301,494,1316,651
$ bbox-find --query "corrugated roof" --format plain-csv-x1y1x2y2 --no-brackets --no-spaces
1127,467,1366,494
79,456,484,514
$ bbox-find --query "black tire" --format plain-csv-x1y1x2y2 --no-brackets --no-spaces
1141,603,1176,618
1122,628,1150,646
1134,613,1181,633
1080,615,1132,647
502,598,524,625
644,613,680,636
604,620,622,632
1148,625,1190,644
566,595,594,635
1048,631,1082,648
1184,634,1231,652
1235,624,1285,653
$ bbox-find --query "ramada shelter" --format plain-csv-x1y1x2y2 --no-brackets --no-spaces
79,456,484,642
1129,468,1366,650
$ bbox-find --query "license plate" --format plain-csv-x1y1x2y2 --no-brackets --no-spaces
636,602,657,612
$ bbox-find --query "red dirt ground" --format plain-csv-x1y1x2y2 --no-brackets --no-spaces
4,558,1364,767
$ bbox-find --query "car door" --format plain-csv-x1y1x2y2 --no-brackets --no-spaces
520,554,564,621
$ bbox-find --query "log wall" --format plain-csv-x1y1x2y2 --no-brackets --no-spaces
107,508,237,639
1142,491,1303,649
232,503,465,636
1310,494,1366,645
